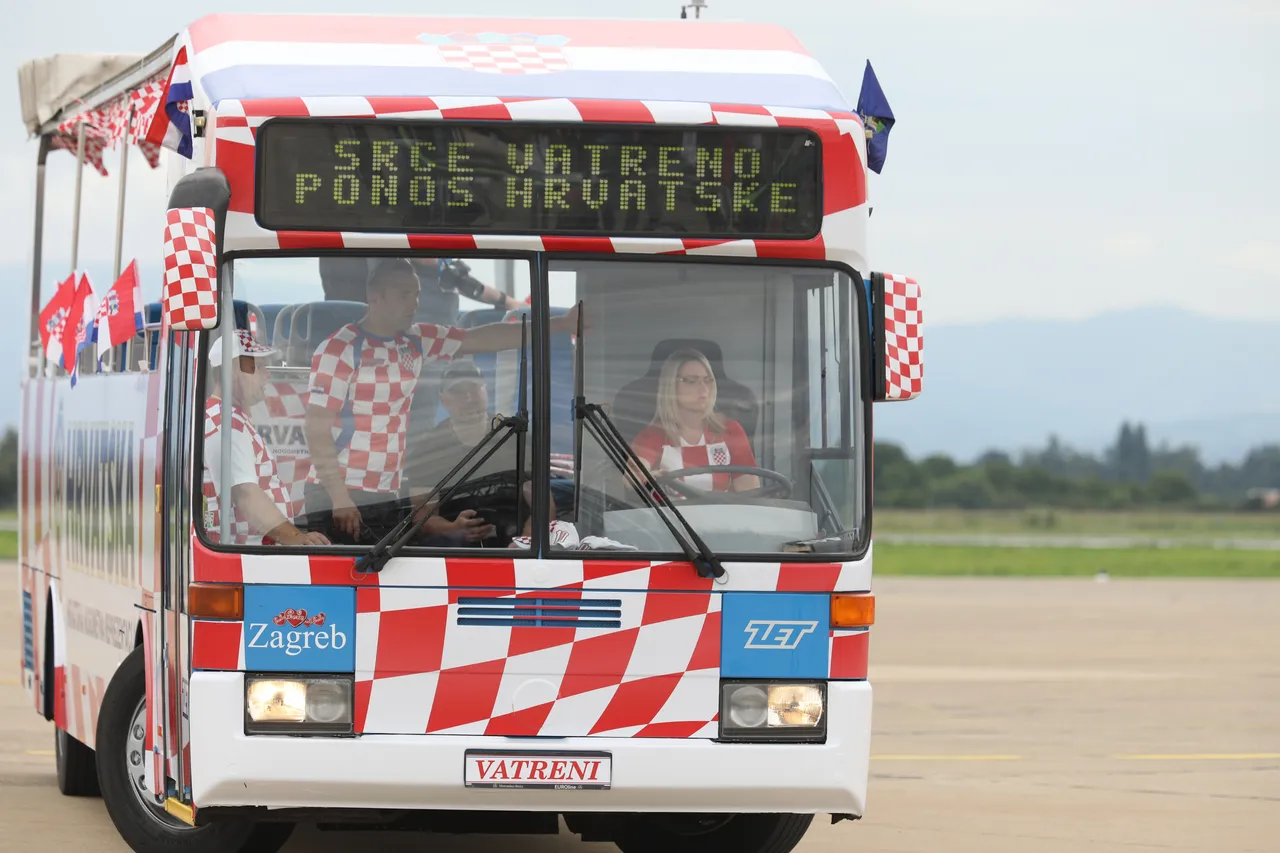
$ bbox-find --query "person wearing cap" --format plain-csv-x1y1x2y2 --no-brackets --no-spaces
406,359,515,499
202,329,331,547
303,258,579,543
405,358,555,544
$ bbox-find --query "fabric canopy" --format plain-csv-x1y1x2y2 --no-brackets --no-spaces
18,52,168,175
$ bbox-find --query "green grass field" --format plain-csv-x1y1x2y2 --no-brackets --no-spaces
874,508,1280,539
3,509,1276,576
875,543,1280,577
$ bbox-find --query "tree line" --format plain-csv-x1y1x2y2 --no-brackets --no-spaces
875,422,1280,511
1,422,1277,512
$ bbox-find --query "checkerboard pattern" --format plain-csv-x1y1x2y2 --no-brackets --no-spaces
354,587,721,736
162,207,219,331
439,44,572,75
882,273,923,401
190,596,871,730
306,322,466,494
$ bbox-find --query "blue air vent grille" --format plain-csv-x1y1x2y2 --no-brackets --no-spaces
456,597,622,629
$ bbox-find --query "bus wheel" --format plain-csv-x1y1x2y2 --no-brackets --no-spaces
613,814,814,853
237,823,295,853
95,645,264,853
55,724,100,797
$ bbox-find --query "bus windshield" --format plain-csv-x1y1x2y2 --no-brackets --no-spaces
198,255,867,558
562,258,866,557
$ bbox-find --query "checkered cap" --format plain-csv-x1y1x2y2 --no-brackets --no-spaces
210,328,277,366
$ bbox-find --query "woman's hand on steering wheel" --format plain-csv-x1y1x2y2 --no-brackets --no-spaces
651,465,793,501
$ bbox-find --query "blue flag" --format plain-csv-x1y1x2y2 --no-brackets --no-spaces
857,61,895,174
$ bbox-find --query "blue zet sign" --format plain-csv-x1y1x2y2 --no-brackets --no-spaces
720,592,829,679
243,585,356,672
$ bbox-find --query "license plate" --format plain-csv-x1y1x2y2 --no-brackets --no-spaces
464,750,611,790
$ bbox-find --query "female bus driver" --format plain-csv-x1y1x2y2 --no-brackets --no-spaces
630,349,762,495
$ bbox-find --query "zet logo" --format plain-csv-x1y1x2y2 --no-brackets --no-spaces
743,620,819,650
720,593,829,679
243,586,355,673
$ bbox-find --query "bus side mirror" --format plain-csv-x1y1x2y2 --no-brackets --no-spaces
869,272,923,401
162,168,231,332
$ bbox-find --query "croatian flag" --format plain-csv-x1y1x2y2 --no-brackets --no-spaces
96,260,144,362
61,273,98,387
38,273,76,364
144,46,193,158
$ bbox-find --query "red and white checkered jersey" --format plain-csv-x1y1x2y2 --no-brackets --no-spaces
631,419,758,492
202,398,299,545
306,322,467,493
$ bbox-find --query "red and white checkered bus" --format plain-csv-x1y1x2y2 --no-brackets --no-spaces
18,13,922,853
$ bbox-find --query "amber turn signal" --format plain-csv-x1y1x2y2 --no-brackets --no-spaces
189,583,244,620
830,593,874,628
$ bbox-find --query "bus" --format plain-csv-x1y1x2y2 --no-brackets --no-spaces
17,13,923,853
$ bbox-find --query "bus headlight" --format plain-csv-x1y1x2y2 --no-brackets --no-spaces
244,675,353,734
719,681,826,742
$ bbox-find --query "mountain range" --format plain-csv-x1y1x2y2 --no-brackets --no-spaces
871,305,1280,465
2,267,1274,465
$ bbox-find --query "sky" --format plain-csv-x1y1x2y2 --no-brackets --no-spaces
4,0,1279,327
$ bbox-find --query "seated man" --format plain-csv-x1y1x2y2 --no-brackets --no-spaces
406,359,521,544
202,330,330,547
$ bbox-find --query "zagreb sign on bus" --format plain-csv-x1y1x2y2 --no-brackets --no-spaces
254,119,822,239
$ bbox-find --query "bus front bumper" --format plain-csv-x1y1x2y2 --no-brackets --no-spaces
189,672,871,816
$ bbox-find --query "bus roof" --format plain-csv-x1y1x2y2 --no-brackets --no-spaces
184,13,851,114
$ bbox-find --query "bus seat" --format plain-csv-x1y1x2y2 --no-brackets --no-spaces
256,304,287,343
287,301,367,365
272,304,301,355
610,339,759,446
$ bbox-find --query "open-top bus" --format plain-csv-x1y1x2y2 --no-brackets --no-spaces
18,13,922,853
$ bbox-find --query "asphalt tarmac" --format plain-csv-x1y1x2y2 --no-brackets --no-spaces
2,564,1276,852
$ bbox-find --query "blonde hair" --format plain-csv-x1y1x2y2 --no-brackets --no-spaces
652,349,726,443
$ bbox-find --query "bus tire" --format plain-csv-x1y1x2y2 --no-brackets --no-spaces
613,814,814,853
55,725,100,797
236,823,295,853
95,645,261,853
50,606,100,798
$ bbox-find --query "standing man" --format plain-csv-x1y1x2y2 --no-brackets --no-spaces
202,329,331,547
304,258,577,543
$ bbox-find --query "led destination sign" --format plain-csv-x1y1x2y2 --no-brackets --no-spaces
254,120,821,239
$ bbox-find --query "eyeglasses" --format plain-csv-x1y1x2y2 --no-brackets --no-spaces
677,376,715,387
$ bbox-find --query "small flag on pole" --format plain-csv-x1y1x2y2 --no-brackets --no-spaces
857,60,895,174
144,46,193,158
61,273,98,387
96,260,144,363
38,273,76,364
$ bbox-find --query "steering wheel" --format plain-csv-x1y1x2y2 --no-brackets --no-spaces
652,465,793,501
432,470,524,545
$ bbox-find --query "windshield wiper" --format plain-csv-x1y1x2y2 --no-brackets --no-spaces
571,304,726,581
353,319,529,574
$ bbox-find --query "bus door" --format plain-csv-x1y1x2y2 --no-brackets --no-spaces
151,169,233,809
155,326,198,803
